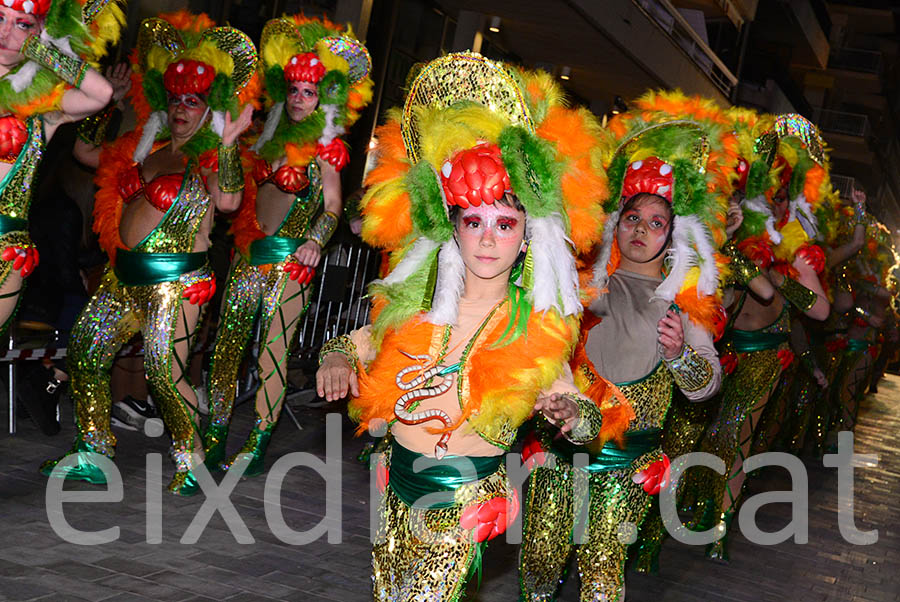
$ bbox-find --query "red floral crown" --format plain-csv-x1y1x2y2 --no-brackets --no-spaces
163,59,217,96
439,143,511,208
4,0,52,17
284,52,327,84
621,156,674,203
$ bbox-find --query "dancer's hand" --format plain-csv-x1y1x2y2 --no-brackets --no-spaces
105,63,132,104
293,240,322,268
534,393,579,434
222,104,254,147
658,309,684,360
317,353,359,401
725,199,744,238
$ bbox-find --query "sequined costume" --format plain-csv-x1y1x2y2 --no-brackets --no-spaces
319,53,614,600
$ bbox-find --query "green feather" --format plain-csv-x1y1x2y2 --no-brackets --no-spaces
406,162,453,242
257,107,326,162
179,125,219,160
143,70,167,112
745,160,770,200
207,74,235,113
265,66,287,104
369,245,441,344
605,155,627,213
0,65,59,112
737,206,767,238
318,70,349,107
498,126,561,218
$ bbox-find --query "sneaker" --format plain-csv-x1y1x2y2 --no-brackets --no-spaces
111,395,157,431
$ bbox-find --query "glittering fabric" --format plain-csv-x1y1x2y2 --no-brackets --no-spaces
199,27,258,92
809,342,845,453
751,359,799,455
321,36,372,83
0,115,43,221
21,37,89,87
136,172,208,253
520,365,672,600
830,347,872,432
373,450,509,601
773,113,825,166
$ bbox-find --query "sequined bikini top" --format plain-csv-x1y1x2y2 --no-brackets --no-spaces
118,164,184,213
256,158,324,238
254,158,310,195
0,114,44,220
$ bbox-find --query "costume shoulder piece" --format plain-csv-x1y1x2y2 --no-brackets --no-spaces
0,0,125,117
593,89,734,335
361,52,608,341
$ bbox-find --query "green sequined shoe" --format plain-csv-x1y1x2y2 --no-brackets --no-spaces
633,536,662,574
40,439,111,485
705,508,735,563
220,424,274,477
203,423,229,472
168,470,201,496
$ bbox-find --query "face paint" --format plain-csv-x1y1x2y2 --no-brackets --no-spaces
455,202,527,282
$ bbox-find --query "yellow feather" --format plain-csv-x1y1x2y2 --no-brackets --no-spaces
314,40,350,74
262,35,301,71
774,219,809,261
180,44,235,78
417,104,507,167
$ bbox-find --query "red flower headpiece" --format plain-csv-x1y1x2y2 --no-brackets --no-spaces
440,143,511,209
284,52,327,84
163,59,217,96
621,156,673,203
4,0,52,17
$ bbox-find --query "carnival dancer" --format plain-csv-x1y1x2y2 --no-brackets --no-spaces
41,12,259,496
687,114,831,562
0,0,123,334
519,91,730,601
203,16,373,475
316,52,622,600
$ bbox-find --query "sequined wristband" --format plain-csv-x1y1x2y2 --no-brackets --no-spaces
308,211,339,248
318,334,359,374
217,143,244,193
854,203,866,225
722,240,761,286
776,276,817,312
22,36,89,87
665,344,713,392
564,394,604,445
76,102,117,147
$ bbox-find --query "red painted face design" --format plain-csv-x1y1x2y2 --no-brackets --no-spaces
286,81,319,122
456,203,526,282
616,197,671,265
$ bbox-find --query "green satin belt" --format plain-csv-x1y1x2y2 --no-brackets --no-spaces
551,428,662,474
727,329,789,352
0,215,26,235
114,249,207,286
847,338,871,352
389,441,502,509
249,236,304,266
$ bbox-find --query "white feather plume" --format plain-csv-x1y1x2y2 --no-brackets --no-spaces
788,193,819,239
133,111,167,163
655,215,697,301
319,104,346,145
380,238,439,286
683,215,719,296
529,214,580,316
741,195,782,244
427,240,466,325
589,210,619,292
211,111,226,137
251,102,284,151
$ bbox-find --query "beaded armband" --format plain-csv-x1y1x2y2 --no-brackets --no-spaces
722,240,761,286
76,102,117,147
799,349,819,375
563,394,604,445
665,344,713,393
22,36,89,87
217,143,244,193
776,276,817,312
854,203,866,225
308,211,339,249
318,334,359,374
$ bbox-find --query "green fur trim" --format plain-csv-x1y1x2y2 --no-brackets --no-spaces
498,126,560,219
605,155,627,213
369,246,441,344
406,162,453,242
319,70,349,107
0,65,60,112
143,70,167,112
671,158,708,217
207,74,235,113
45,0,90,57
296,21,338,50
265,65,287,104
737,206,767,238
257,107,326,162
745,160,770,200
789,157,812,201
179,125,219,160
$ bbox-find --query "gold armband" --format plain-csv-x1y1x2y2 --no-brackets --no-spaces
308,211,339,249
318,334,359,374
776,276,817,312
665,344,714,392
563,394,604,445
76,102,117,147
22,36,89,87
722,240,761,286
217,142,244,193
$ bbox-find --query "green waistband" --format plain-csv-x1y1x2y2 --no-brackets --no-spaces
114,249,206,286
552,428,662,474
847,338,871,352
389,441,502,509
0,214,27,235
727,329,789,352
249,236,305,266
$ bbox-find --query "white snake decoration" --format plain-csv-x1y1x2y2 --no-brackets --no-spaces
394,350,457,459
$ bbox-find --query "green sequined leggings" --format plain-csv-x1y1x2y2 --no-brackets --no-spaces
831,347,872,432
207,258,312,431
66,267,209,469
519,459,655,601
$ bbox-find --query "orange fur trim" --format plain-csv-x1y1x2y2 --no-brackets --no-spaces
93,130,143,264
160,10,215,33
361,119,413,248
674,286,721,334
9,83,64,117
803,164,825,206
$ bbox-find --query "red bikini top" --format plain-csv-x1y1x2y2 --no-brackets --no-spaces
118,165,183,212
0,115,28,164
253,159,309,194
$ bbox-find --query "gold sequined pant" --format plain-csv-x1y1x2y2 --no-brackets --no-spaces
67,267,208,466
207,258,312,430
373,459,509,601
519,458,655,601
685,348,783,521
